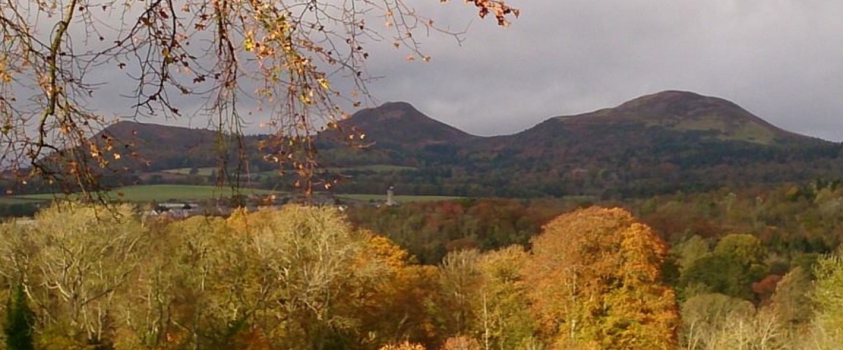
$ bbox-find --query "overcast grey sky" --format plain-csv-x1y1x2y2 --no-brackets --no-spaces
353,0,843,141
44,0,843,142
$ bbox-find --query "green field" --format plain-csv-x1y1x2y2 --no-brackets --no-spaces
256,164,418,177
161,167,218,176
336,194,460,203
0,197,47,205
15,185,277,203
330,164,417,172
5,185,459,205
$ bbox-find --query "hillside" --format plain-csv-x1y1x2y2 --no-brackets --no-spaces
92,121,263,172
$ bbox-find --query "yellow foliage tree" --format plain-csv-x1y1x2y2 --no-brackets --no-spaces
0,203,146,349
811,253,843,348
473,245,536,350
525,207,679,350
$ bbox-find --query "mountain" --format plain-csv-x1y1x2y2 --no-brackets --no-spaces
340,101,477,148
38,91,843,198
558,90,794,143
477,91,807,151
318,102,478,167
459,91,841,197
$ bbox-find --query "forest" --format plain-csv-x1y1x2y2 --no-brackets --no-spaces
2,180,843,349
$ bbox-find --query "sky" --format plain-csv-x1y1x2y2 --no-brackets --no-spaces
354,0,843,141
18,1,843,142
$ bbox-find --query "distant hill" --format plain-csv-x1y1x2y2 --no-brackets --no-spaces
459,90,841,196
556,90,795,144
44,91,843,198
92,121,260,172
341,101,477,148
317,102,478,167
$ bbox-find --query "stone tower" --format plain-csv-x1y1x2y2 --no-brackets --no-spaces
386,186,398,206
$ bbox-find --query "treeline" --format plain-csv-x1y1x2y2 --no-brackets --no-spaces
345,198,581,264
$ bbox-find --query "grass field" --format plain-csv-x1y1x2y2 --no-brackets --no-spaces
15,185,277,203
338,164,418,173
329,165,417,172
336,194,460,203
4,185,458,205
161,167,218,176
0,197,47,205
256,164,418,177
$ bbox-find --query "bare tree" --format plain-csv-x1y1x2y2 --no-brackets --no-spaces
0,0,518,197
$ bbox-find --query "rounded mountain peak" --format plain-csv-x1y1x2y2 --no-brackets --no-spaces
550,91,794,145
352,101,423,122
615,90,744,117
341,102,475,148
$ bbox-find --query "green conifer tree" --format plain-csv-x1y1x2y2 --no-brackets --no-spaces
4,283,35,350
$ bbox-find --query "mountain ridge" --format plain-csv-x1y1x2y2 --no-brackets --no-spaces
100,90,831,146
80,90,843,198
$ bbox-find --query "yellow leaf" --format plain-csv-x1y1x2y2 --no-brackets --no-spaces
244,37,255,52
317,77,330,90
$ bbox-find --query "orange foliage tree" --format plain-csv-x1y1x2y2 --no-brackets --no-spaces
525,207,680,349
345,234,440,348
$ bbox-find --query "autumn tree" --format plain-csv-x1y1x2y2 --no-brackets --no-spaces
472,245,536,350
771,267,814,330
681,293,755,349
0,0,518,196
525,207,679,350
680,293,788,350
0,203,146,348
206,205,440,349
339,233,439,348
431,249,483,341
219,206,371,348
811,253,843,347
120,214,240,349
